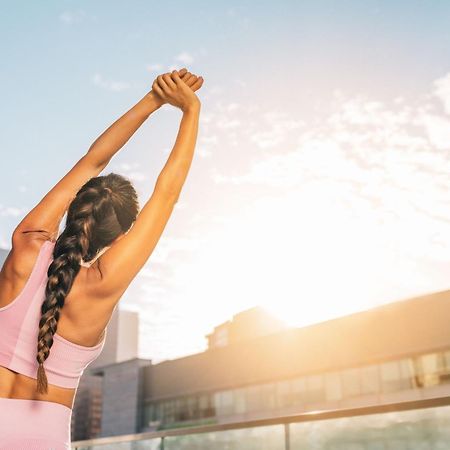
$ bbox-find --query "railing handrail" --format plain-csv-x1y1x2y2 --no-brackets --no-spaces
72,396,450,447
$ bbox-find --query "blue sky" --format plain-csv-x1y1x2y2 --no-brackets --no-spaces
1,1,450,363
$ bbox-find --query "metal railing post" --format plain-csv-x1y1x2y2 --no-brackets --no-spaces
284,423,290,450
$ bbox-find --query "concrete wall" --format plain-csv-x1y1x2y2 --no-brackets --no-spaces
98,358,151,437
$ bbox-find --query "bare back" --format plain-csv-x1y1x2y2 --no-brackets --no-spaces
0,236,118,409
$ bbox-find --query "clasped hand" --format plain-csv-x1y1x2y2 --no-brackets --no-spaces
151,68,204,112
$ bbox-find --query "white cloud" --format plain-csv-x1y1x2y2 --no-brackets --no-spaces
204,85,223,97
199,113,214,125
227,103,240,112
146,63,164,73
91,73,131,92
0,205,25,217
150,235,202,264
59,10,87,25
420,113,450,150
196,146,213,158
216,118,241,130
0,236,10,249
200,134,218,145
110,162,146,183
174,51,194,65
208,72,450,267
249,111,304,149
433,72,450,115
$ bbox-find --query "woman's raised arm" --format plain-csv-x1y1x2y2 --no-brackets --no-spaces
91,71,203,302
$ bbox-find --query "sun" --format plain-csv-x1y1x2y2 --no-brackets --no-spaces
187,186,406,332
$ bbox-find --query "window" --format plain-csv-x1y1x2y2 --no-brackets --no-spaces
276,380,293,408
174,398,188,421
144,403,156,423
341,367,361,398
444,351,450,372
260,383,276,411
291,377,307,406
187,396,198,420
233,388,246,414
214,390,233,416
325,372,342,401
198,393,215,418
418,352,444,387
246,385,262,412
304,374,325,404
360,365,380,395
164,399,176,423
381,361,404,393
397,359,415,390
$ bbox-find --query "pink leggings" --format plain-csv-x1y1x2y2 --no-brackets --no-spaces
0,397,72,449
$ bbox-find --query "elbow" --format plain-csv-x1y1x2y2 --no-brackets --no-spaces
155,176,183,203
84,150,110,170
155,180,181,204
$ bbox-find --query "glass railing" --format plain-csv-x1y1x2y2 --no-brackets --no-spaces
71,396,450,449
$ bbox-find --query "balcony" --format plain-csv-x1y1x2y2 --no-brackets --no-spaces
71,396,450,449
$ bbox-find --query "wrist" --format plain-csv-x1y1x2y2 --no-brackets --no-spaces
143,91,165,111
182,100,201,114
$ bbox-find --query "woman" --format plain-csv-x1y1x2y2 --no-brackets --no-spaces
0,67,203,449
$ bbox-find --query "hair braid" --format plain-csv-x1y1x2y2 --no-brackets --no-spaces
35,179,133,394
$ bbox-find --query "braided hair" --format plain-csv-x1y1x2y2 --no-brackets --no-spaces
36,172,140,394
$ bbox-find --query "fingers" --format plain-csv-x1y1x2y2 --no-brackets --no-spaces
178,68,192,81
183,73,197,87
191,76,204,91
171,70,184,85
180,71,192,83
179,72,196,89
173,70,203,90
152,79,166,101
156,74,170,93
172,70,194,86
155,69,203,102
162,73,177,90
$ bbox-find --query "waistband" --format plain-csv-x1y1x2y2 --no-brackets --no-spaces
0,397,72,445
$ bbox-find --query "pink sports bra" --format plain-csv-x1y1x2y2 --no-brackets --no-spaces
0,240,107,389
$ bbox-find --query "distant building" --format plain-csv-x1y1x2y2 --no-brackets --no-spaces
71,373,103,440
138,290,450,431
91,306,285,436
206,306,287,349
92,290,450,436
90,358,151,437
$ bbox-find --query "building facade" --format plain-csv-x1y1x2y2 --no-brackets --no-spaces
92,290,450,437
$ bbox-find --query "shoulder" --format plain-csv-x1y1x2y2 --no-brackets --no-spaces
9,230,53,278
11,229,52,254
